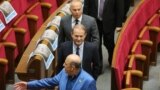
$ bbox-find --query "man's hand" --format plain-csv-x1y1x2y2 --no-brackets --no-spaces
14,81,27,90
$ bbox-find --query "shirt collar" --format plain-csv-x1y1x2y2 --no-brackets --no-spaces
72,15,82,23
73,42,84,49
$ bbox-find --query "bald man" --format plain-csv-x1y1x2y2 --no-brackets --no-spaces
58,0,99,46
14,54,97,90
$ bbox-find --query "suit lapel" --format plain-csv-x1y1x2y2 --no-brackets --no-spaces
67,41,73,54
81,15,87,26
68,15,72,33
82,42,86,64
73,73,84,90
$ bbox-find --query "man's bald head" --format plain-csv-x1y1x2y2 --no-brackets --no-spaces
65,54,81,69
70,0,83,19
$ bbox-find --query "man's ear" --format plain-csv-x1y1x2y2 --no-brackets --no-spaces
71,65,75,71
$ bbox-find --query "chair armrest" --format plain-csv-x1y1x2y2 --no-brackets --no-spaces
0,58,8,65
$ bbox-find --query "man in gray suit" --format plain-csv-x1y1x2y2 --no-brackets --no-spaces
58,0,99,46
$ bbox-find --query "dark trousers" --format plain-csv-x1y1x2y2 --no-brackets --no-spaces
96,19,103,70
96,19,115,66
103,30,115,65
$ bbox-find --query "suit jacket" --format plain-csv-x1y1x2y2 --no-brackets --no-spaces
27,69,97,90
58,14,99,45
83,0,124,34
57,41,100,80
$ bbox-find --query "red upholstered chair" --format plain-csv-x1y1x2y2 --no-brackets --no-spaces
39,0,58,14
130,40,152,80
56,0,65,6
19,0,38,13
123,70,143,89
127,54,145,79
26,2,44,31
26,2,51,36
139,26,160,66
0,45,8,90
13,14,38,54
147,13,160,43
1,28,18,84
0,58,8,90
111,37,131,90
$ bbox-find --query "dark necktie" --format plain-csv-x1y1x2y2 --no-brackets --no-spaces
76,47,79,56
75,19,79,25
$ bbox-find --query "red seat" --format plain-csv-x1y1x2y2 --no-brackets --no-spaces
19,0,38,13
123,70,143,89
39,0,58,20
39,0,58,13
0,58,8,90
0,44,8,90
26,2,44,29
1,28,18,83
13,14,38,53
139,26,160,66
130,40,152,80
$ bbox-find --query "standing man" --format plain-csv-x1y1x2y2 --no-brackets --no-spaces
57,24,100,80
14,54,97,90
58,0,99,46
83,0,124,66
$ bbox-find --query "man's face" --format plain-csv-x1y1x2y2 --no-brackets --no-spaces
71,28,86,46
70,2,82,19
63,60,73,75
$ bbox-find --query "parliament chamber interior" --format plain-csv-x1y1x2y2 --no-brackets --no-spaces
0,0,160,90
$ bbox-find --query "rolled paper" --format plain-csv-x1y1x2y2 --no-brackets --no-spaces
41,29,58,43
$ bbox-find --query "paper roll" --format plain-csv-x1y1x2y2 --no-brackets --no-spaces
34,44,50,60
41,29,58,42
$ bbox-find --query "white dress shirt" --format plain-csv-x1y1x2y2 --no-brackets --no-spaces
72,42,84,61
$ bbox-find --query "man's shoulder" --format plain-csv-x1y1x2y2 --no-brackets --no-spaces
62,41,72,45
80,70,95,81
84,42,98,48
83,14,95,20
60,41,72,48
61,15,71,21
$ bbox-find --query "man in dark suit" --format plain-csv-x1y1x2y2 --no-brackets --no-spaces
57,24,100,80
58,0,99,46
83,0,124,66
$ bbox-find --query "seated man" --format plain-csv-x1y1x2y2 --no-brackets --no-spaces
57,24,100,80
14,54,97,90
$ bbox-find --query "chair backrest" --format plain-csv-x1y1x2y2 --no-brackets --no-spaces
123,70,143,89
0,57,8,90
111,0,160,89
1,28,18,83
26,2,44,30
13,15,31,53
40,0,58,13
